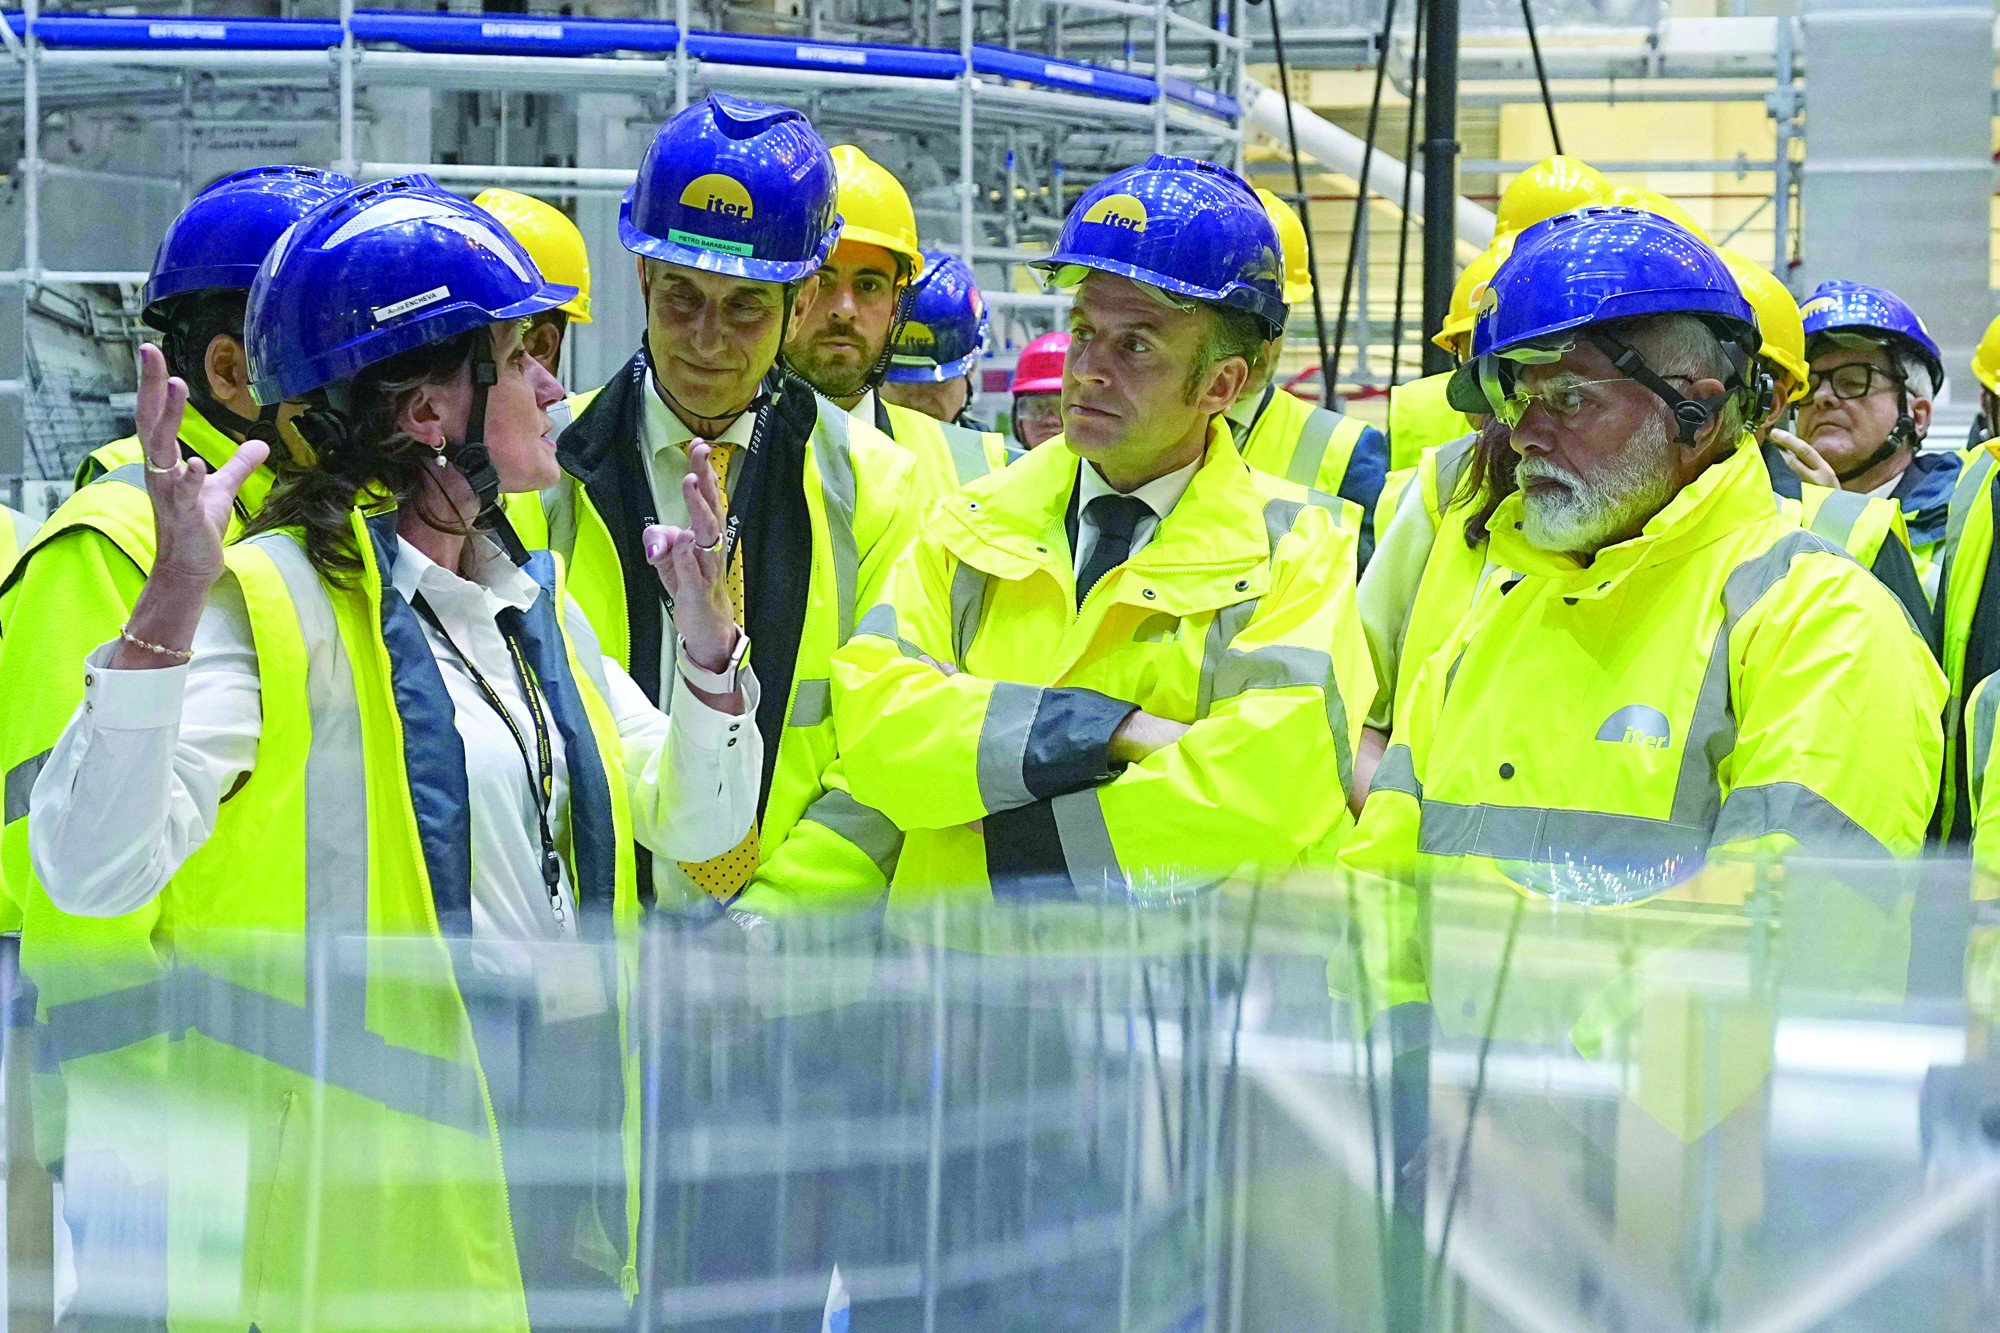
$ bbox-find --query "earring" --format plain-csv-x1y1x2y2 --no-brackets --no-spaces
432,441,448,468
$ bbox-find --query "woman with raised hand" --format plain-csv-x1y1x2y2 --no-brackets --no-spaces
28,175,757,1330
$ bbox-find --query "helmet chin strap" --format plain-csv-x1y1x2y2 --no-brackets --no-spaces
165,323,279,441
441,340,503,517
189,386,280,441
1588,328,1748,448
644,281,799,431
1833,381,1918,483
859,280,915,397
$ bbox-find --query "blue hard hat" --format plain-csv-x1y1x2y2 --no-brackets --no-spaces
886,250,989,383
620,93,840,285
1799,279,1945,393
1446,206,1757,413
246,174,575,405
1032,154,1286,338
142,165,356,329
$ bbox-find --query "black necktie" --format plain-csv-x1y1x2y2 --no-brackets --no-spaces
1077,493,1151,608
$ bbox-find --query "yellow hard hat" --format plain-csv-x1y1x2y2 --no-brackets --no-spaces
829,144,925,279
1432,232,1516,358
1254,187,1314,306
1718,248,1807,402
472,188,592,323
1495,154,1611,235
1972,313,2000,395
1607,185,1711,243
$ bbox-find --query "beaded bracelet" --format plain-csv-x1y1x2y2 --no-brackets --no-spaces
120,626,192,665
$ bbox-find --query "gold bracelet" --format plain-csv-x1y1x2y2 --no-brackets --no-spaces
119,626,192,664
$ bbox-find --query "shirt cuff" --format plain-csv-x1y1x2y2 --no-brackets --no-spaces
667,656,761,751
79,641,189,732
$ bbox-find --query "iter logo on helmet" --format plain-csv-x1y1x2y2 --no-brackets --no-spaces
1081,193,1149,233
681,173,754,219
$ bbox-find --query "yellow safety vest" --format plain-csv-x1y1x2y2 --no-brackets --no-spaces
1234,384,1378,506
1358,432,1482,733
0,504,35,587
1346,438,1945,904
1937,446,2000,839
878,400,1009,506
0,411,274,935
831,418,1375,931
27,511,641,1330
1386,371,1471,473
511,380,919,916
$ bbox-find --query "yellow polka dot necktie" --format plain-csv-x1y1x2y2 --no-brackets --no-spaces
678,441,762,902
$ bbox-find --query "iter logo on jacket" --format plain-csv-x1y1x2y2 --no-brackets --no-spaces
1081,193,1148,233
1596,704,1673,750
680,173,754,220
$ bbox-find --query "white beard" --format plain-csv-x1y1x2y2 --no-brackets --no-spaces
1516,415,1678,554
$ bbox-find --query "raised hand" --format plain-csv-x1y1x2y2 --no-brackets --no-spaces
644,440,742,676
111,343,271,671
1769,427,1839,490
138,342,269,590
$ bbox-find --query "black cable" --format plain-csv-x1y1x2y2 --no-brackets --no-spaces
1140,961,1177,1190
1426,890,1528,1317
1521,0,1562,154
1343,879,1394,1319
1330,0,1401,400
1215,879,1263,1160
1253,0,1335,404
1388,0,1425,391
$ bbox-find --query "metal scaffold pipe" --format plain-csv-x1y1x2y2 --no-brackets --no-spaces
1240,78,1495,254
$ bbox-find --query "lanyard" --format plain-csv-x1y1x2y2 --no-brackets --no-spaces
411,594,567,931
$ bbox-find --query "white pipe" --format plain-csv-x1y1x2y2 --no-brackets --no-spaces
1241,76,1496,254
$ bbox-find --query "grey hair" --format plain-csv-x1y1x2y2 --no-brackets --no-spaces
1618,312,1748,446
1819,329,1934,399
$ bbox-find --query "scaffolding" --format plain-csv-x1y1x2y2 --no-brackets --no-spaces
0,1,1250,482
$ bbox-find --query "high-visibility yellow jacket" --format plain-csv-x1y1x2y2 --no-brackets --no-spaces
0,409,275,936
1233,385,1386,562
27,511,642,1330
1345,437,1944,904
1937,444,2000,841
0,504,36,588
1964,671,2000,880
1386,371,1470,473
1358,432,1482,733
870,398,1008,505
1361,436,1930,739
507,357,918,916
830,419,1375,914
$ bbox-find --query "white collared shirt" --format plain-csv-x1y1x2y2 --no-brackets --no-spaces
31,532,761,1001
1072,453,1204,578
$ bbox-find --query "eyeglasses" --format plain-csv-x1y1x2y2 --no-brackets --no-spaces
1807,363,1904,402
1478,361,1693,428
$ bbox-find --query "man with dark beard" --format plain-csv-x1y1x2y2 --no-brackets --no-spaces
784,146,1007,504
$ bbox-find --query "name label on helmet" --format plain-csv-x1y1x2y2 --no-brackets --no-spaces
797,44,868,66
900,320,937,352
667,229,755,258
1081,194,1148,234
372,285,451,324
679,173,755,221
1045,63,1095,85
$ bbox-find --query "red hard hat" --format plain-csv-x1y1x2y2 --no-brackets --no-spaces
1010,330,1070,395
